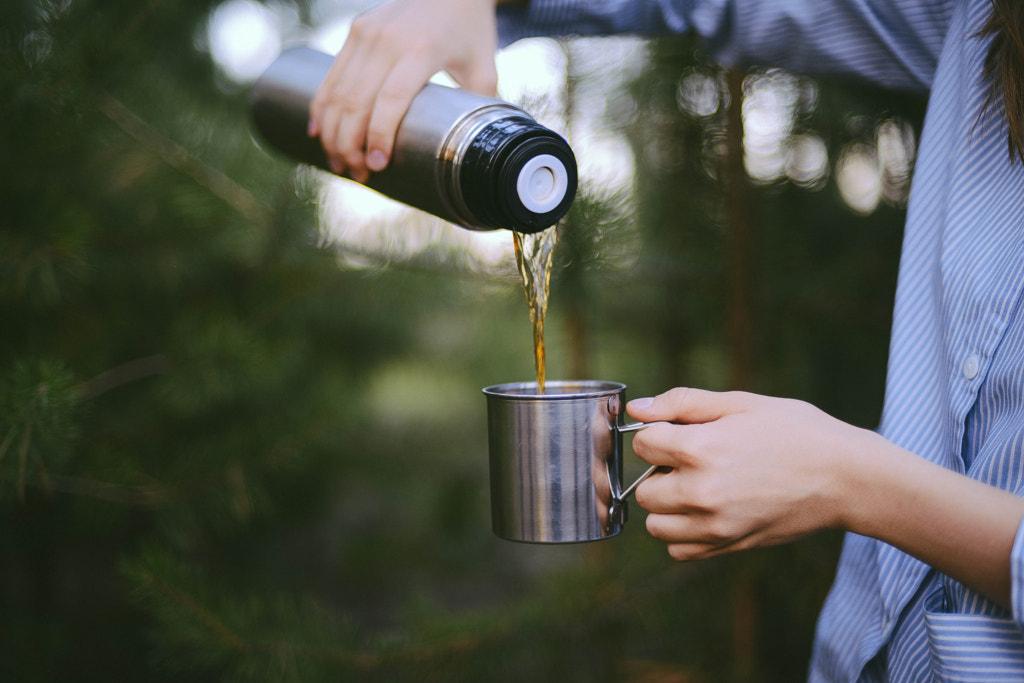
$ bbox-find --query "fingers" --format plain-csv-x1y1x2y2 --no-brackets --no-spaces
633,453,754,561
311,22,401,181
308,30,361,139
306,0,500,182
645,512,752,561
363,57,443,172
633,465,728,517
628,422,688,470
630,414,732,472
627,387,755,426
646,511,712,547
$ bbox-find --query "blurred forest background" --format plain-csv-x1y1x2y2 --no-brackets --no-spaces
1,0,925,680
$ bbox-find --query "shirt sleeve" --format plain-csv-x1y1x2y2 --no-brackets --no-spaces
497,0,954,94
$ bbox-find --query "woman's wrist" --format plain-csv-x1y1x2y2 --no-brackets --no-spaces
829,427,903,537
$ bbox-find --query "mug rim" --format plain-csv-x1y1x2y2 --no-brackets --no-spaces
482,380,626,399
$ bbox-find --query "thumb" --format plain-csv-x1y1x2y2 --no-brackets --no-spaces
627,387,750,425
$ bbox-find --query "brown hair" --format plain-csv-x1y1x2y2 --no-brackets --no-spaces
979,0,1024,162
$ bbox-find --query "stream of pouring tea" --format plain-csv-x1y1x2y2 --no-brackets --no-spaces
512,227,558,394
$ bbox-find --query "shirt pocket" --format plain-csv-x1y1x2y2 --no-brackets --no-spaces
924,586,1024,681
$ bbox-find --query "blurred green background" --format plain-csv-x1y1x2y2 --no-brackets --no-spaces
0,0,924,680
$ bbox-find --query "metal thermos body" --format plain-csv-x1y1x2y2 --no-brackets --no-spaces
250,46,577,233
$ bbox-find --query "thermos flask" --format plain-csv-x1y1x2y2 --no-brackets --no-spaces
250,46,578,233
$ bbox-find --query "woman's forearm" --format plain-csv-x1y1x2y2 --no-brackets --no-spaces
837,429,1024,608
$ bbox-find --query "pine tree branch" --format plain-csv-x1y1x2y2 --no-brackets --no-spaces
93,91,268,225
7,406,324,507
77,354,172,400
135,569,519,672
0,426,14,467
140,570,249,652
15,474,181,506
17,420,31,502
33,447,54,500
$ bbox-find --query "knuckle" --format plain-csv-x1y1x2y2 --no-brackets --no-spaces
347,15,379,42
685,428,710,454
704,520,733,545
367,18,397,42
633,483,652,511
791,397,819,416
702,514,744,546
330,143,362,170
375,81,411,109
337,92,369,115
668,544,703,562
666,471,688,503
630,433,652,460
401,34,437,58
644,513,668,540
664,386,692,406
667,545,689,561
318,124,337,148
341,150,365,171
687,476,723,513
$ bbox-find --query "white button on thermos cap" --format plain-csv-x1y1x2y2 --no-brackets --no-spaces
516,154,569,214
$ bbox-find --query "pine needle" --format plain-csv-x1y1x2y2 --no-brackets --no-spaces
0,426,15,467
17,420,32,502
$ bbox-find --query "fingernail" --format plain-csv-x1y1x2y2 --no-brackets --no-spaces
366,149,388,172
307,119,318,137
629,397,654,410
329,158,343,175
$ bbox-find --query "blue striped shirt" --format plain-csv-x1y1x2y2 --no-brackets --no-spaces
498,1,1024,680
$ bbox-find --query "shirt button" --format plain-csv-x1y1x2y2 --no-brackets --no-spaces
962,354,980,381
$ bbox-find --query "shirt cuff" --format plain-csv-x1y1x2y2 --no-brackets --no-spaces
496,0,690,47
1011,514,1024,627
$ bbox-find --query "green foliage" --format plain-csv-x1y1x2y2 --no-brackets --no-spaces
0,359,80,499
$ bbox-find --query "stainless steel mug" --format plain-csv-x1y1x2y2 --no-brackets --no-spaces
250,46,577,233
483,380,658,544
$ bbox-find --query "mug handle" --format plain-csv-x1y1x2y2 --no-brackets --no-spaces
615,421,666,501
